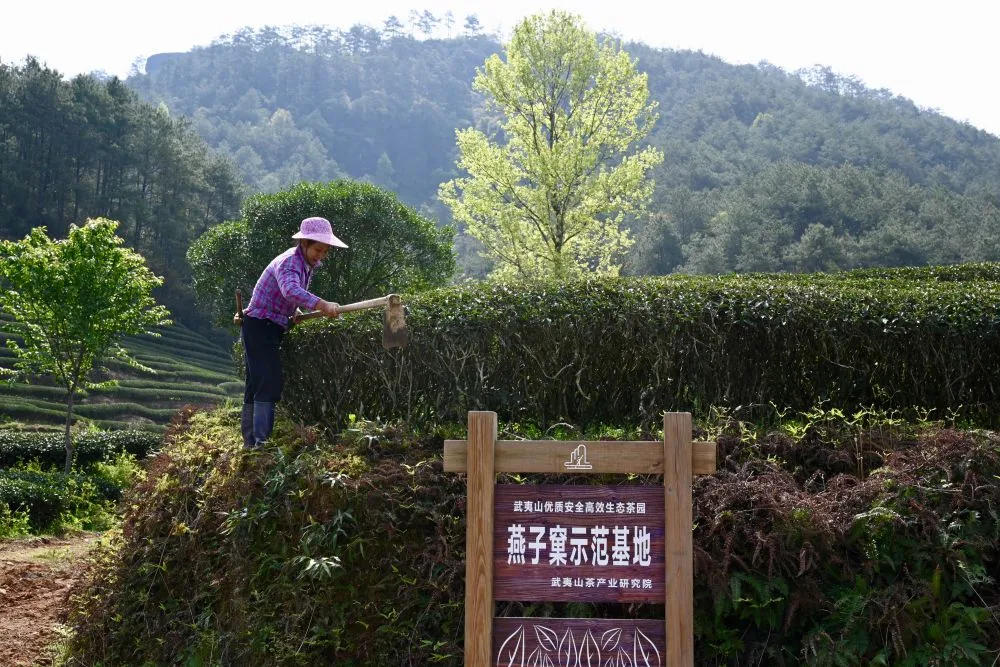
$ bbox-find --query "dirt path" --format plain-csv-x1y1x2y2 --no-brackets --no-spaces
0,533,100,667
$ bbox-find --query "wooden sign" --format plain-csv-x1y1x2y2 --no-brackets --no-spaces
444,411,715,667
494,485,664,603
493,618,664,667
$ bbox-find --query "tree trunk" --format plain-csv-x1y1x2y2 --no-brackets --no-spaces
63,392,75,475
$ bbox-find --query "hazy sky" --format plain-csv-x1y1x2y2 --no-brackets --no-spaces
2,0,998,136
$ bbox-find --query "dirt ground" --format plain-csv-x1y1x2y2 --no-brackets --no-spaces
0,533,100,667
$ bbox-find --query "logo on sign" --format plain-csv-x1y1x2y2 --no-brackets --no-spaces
564,444,592,470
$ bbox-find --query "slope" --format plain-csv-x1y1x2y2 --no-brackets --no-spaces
0,313,240,433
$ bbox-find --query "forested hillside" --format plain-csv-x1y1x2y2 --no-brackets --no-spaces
125,19,1000,276
0,59,245,327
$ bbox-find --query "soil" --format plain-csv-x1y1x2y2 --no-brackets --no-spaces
0,533,100,667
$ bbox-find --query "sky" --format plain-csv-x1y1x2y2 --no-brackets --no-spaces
2,0,998,137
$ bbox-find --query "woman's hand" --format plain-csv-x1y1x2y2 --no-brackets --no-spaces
317,300,341,318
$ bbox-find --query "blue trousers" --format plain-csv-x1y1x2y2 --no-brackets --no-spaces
241,316,285,446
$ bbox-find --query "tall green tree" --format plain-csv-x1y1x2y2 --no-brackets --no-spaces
439,10,663,279
0,218,170,473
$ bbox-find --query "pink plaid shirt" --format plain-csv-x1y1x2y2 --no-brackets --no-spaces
245,246,322,330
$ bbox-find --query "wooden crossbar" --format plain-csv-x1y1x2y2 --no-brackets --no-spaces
443,438,716,475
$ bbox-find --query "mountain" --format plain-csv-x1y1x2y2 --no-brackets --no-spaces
125,25,1000,276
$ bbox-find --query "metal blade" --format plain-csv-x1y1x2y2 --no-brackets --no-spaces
382,298,409,349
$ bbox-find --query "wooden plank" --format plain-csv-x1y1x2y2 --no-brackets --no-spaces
443,439,716,475
465,411,497,667
664,412,693,667
493,485,664,603
493,617,664,666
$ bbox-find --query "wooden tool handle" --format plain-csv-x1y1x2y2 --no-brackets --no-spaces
293,294,396,323
338,295,391,313
234,290,245,326
293,310,324,323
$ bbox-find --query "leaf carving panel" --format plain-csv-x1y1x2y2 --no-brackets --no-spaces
493,619,663,667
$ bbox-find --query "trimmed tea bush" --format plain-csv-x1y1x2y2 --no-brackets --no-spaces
282,267,1000,430
0,429,161,468
0,468,121,529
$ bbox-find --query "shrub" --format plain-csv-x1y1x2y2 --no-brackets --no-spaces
69,410,467,666
281,268,1000,430
0,468,120,530
67,407,1000,665
0,429,161,468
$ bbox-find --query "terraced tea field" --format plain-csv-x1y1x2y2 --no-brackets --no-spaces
0,314,241,433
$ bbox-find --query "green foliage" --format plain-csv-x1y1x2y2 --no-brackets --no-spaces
66,407,1000,664
0,59,244,329
188,180,456,326
0,429,161,467
88,450,147,492
0,468,120,531
68,408,467,665
0,500,32,538
0,218,171,471
440,11,663,279
281,266,1000,430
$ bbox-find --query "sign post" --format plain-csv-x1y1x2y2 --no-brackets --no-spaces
445,411,716,666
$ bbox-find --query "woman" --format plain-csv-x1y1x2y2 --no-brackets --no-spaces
240,216,347,448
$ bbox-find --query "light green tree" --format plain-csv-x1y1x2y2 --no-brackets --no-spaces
0,219,171,473
439,10,663,279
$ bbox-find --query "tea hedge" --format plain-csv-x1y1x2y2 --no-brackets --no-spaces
87,386,226,403
0,430,161,468
0,468,121,529
0,397,78,424
281,268,1000,430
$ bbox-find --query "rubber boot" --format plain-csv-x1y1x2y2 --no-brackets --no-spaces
253,401,276,447
241,403,255,449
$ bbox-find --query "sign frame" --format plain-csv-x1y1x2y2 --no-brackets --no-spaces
444,411,716,667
